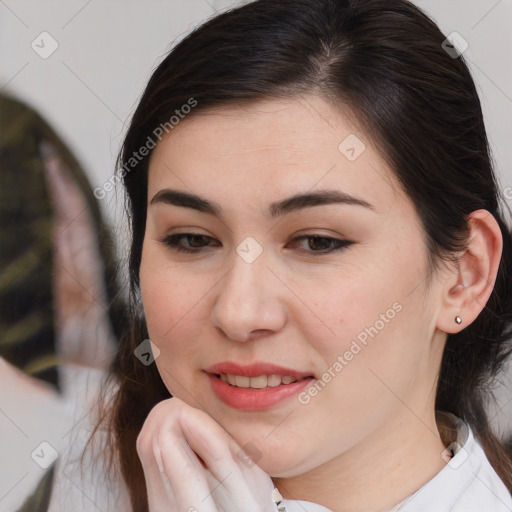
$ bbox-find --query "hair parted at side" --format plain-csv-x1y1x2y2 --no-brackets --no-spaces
90,1,512,510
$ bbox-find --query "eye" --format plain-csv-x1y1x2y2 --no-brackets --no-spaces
287,235,353,254
160,233,219,253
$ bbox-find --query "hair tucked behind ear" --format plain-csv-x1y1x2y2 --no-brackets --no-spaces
91,0,512,508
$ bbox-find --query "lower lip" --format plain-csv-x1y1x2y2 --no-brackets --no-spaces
207,374,314,411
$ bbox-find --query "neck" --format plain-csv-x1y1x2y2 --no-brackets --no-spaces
272,408,447,512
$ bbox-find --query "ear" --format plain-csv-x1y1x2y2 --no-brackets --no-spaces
437,209,503,334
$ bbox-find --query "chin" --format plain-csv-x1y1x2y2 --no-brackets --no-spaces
222,425,309,477
258,450,320,479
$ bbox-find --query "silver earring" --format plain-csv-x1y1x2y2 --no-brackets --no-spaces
455,316,462,325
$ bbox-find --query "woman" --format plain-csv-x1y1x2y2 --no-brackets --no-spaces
96,0,512,510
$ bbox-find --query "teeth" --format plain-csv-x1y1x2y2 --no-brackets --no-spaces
235,375,250,387
250,375,268,389
267,375,282,387
219,374,299,388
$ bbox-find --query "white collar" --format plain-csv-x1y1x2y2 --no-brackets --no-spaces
278,412,512,512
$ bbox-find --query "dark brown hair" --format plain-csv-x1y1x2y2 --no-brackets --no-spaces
93,1,512,510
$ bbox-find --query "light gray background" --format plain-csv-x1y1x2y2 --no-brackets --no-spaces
0,1,511,510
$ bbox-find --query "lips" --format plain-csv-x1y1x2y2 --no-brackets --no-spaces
204,361,315,411
204,361,313,379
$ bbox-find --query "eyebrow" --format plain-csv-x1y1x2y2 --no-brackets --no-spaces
150,188,375,218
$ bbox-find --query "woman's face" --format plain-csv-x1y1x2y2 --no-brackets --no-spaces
140,96,448,477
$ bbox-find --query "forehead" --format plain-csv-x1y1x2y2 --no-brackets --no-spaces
147,95,404,214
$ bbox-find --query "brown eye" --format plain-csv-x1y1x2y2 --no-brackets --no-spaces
160,233,219,253
288,235,353,254
187,235,211,247
307,236,333,251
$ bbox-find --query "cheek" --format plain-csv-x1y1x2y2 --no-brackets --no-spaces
299,243,431,386
293,268,401,359
139,248,208,361
140,264,210,397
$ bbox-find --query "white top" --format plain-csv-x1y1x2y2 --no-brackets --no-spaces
281,413,512,512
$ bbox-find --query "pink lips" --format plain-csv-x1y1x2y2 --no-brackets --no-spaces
204,361,313,379
204,361,314,411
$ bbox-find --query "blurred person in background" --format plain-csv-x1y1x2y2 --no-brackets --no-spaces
0,92,126,512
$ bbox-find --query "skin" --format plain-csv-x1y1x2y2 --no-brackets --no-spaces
137,95,502,512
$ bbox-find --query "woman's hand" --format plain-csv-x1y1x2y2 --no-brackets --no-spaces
136,397,280,512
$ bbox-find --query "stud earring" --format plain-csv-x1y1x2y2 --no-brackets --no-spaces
455,316,462,325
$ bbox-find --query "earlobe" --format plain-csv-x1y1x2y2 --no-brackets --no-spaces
437,209,503,334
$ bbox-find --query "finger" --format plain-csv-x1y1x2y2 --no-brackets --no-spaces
137,431,179,512
168,399,275,507
157,426,218,512
138,398,219,512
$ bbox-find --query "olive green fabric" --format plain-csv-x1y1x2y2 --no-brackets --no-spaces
15,468,55,512
0,94,59,389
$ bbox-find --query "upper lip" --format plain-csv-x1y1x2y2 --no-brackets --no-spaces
204,361,313,379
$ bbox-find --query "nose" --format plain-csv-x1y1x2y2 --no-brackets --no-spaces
210,249,287,342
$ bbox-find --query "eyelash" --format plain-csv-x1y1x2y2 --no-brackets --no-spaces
159,233,353,255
